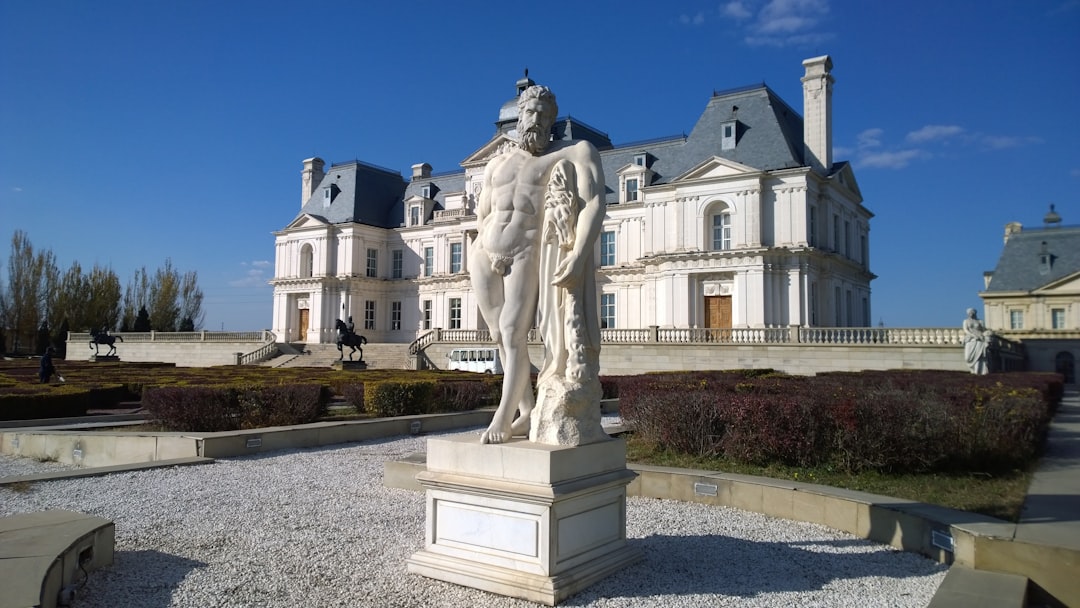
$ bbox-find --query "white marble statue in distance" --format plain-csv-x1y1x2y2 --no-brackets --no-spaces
962,307,992,375
469,85,608,445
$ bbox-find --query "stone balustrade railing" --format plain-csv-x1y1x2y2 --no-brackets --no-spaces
423,326,973,346
432,208,474,222
69,330,274,343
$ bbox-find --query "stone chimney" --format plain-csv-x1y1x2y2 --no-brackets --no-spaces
1004,221,1023,244
412,163,432,180
301,157,325,208
801,55,834,174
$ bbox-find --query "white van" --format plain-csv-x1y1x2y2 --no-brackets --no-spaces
447,347,502,374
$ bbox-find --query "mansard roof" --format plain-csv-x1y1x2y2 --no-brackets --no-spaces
983,225,1080,292
291,78,836,224
295,160,406,229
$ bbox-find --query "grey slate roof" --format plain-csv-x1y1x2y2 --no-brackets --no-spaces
291,81,820,227
984,225,1080,292
298,161,406,229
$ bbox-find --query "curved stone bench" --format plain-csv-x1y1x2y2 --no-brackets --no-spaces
0,510,114,608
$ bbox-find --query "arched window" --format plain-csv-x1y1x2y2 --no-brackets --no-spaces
299,244,314,278
711,211,732,250
1055,351,1075,385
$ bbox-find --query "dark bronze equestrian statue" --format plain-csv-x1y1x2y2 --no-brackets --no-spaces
89,327,123,356
335,318,367,361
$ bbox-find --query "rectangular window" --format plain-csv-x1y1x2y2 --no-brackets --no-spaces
1009,310,1024,330
833,214,840,251
808,206,817,247
601,293,615,329
366,248,378,278
834,286,842,326
600,231,615,266
391,301,402,330
846,290,853,326
391,249,403,279
364,300,376,330
1052,308,1065,330
449,298,462,329
410,206,421,226
844,221,851,258
422,300,432,330
625,178,638,202
712,214,731,250
423,247,433,277
810,282,818,325
860,234,868,267
450,242,462,273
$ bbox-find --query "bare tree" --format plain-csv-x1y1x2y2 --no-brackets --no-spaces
149,258,181,332
86,264,122,331
121,267,151,331
2,231,57,353
178,269,204,331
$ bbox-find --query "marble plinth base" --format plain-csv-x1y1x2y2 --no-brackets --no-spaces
407,436,642,606
89,355,119,362
331,360,366,370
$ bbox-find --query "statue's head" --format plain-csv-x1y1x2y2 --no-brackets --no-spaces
966,307,977,318
517,85,558,155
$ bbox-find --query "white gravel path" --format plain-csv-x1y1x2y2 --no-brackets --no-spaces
0,425,946,607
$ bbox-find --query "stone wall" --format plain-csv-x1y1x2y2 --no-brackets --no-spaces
422,342,968,376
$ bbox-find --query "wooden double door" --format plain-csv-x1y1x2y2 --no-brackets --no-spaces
704,295,732,329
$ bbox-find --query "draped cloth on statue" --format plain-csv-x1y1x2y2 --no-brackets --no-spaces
532,159,608,446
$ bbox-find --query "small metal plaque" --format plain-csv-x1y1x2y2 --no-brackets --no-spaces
245,437,263,448
72,448,83,460
409,421,423,434
931,529,954,553
10,437,17,449
694,482,718,497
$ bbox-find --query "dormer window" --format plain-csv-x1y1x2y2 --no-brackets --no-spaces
616,161,654,205
322,184,339,206
721,120,738,150
421,185,432,199
410,205,421,227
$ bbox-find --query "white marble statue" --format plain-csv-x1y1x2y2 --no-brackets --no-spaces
469,85,607,446
962,307,992,375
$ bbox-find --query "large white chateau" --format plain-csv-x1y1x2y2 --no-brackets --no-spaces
271,56,874,345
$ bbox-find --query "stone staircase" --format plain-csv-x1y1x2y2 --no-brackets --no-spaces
265,342,414,370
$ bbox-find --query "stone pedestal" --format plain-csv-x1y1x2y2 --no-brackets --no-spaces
407,435,641,606
331,360,366,371
89,355,119,363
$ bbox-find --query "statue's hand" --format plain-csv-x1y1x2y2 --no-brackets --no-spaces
551,250,583,289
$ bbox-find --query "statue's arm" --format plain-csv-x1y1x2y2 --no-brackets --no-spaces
552,142,605,287
475,158,499,228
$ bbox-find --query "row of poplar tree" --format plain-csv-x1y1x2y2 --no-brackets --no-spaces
0,230,205,355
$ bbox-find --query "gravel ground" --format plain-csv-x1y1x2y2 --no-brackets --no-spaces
0,453,80,477
0,424,946,607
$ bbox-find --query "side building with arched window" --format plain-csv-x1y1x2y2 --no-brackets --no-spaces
270,55,875,345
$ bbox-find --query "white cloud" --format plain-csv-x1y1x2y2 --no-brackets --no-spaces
720,0,831,47
11,187,23,193
906,125,964,143
856,128,884,149
978,134,1043,150
722,1,753,19
858,149,923,169
229,261,272,288
679,12,706,25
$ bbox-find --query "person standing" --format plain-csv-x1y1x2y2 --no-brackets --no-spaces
39,346,58,383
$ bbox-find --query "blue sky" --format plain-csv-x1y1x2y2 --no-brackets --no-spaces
1,0,1077,331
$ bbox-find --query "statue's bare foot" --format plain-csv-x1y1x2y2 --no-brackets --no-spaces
510,415,530,436
480,427,508,444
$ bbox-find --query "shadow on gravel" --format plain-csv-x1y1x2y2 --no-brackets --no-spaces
78,550,207,607
562,533,945,605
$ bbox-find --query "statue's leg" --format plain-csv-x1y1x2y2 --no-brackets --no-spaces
481,254,539,444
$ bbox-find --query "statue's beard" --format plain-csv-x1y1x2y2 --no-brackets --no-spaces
519,124,549,155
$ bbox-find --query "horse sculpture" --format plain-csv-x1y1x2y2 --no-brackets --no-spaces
335,319,367,361
89,328,123,356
